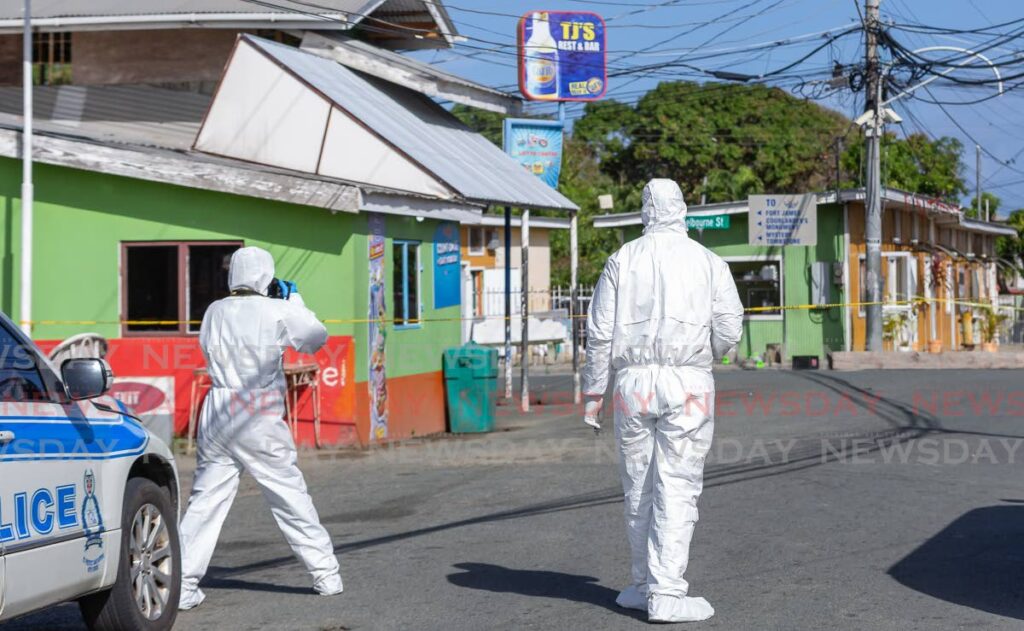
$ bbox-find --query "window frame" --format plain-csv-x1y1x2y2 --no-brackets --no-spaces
467,227,485,256
721,255,783,321
857,251,913,317
392,240,423,330
120,240,242,337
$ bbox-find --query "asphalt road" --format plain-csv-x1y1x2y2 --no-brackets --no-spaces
7,369,1024,630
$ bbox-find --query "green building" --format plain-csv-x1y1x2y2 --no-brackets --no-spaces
595,189,1013,366
0,35,576,446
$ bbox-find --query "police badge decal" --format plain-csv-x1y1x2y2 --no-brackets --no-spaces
81,469,105,573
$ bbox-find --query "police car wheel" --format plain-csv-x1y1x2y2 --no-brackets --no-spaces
79,477,181,631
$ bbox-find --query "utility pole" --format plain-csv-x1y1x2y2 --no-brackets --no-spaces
504,206,512,401
975,144,982,219
20,0,33,336
863,0,883,351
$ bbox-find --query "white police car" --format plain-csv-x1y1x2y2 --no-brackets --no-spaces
0,313,181,630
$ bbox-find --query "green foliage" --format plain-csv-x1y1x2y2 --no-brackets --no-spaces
453,83,971,286
450,104,505,146
841,132,968,202
576,82,852,203
967,191,1001,219
997,209,1024,269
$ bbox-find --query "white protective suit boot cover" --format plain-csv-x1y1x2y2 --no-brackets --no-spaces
178,247,341,605
613,366,716,622
615,584,647,611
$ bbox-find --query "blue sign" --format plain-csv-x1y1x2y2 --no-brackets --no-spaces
518,11,607,102
433,222,461,309
504,118,564,189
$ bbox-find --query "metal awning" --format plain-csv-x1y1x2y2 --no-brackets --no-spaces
195,35,577,212
960,218,1018,237
300,31,522,115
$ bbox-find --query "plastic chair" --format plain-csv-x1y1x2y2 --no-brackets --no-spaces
48,333,109,366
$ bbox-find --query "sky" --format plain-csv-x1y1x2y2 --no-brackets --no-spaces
411,0,1024,213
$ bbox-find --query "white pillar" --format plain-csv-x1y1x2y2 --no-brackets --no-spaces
570,209,580,404
520,209,530,413
19,0,33,336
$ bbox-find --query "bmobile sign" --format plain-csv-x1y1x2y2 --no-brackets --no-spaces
518,11,607,101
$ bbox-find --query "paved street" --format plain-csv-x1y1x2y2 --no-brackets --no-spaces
7,369,1024,630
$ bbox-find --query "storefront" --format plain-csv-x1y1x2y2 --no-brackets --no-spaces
594,187,1015,365
0,35,576,446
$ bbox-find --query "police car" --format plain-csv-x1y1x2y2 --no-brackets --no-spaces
0,313,181,630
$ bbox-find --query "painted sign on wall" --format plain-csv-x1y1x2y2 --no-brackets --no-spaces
504,118,564,189
368,213,388,442
518,11,607,101
434,222,461,309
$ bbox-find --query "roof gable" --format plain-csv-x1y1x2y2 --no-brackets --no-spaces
195,35,578,211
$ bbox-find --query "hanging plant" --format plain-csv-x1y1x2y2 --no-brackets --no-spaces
929,255,949,289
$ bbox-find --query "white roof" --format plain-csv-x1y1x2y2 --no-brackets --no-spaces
194,35,578,211
477,215,570,230
593,188,965,228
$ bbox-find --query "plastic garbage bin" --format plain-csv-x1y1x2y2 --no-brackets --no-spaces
443,344,498,433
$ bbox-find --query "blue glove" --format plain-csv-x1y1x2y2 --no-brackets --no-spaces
271,278,298,300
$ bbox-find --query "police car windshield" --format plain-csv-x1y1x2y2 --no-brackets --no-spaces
0,324,48,402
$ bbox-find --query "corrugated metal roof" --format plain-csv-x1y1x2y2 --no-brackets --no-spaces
0,0,376,20
245,36,577,211
0,85,207,150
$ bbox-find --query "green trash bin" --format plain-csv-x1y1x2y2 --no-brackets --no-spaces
443,344,498,433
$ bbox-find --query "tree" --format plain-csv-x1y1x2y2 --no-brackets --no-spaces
574,81,854,203
998,209,1024,267
968,191,1001,219
841,132,968,202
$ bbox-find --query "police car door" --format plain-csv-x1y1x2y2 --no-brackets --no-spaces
0,320,110,618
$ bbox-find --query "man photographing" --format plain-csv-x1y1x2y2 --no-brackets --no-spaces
178,246,343,610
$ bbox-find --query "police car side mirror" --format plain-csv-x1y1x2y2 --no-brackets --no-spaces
61,358,114,400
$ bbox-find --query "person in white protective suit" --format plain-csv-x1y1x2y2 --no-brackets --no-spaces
583,179,743,623
178,247,343,610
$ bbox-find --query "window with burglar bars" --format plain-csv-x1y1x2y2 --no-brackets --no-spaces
392,241,421,327
33,32,72,85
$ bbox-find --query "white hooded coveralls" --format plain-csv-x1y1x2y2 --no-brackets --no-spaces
583,180,743,621
179,247,342,607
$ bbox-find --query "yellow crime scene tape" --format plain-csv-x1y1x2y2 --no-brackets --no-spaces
17,295,1023,328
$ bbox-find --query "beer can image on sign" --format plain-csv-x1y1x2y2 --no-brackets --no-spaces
518,11,607,102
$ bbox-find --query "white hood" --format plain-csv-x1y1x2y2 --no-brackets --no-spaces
641,179,688,235
228,246,275,294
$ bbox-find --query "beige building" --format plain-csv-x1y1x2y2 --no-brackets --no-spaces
460,215,569,318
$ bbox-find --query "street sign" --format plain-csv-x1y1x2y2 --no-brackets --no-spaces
687,214,730,230
518,11,607,101
748,194,817,246
503,118,564,189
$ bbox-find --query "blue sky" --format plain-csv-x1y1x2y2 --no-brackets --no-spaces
412,0,1024,212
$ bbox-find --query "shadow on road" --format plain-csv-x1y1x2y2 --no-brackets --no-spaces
889,504,1024,620
446,562,642,620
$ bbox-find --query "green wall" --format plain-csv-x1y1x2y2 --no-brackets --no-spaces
0,157,460,381
622,204,847,363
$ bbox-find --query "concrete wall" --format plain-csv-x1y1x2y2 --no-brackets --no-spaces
0,157,460,443
0,30,237,87
0,36,20,86
73,30,237,86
